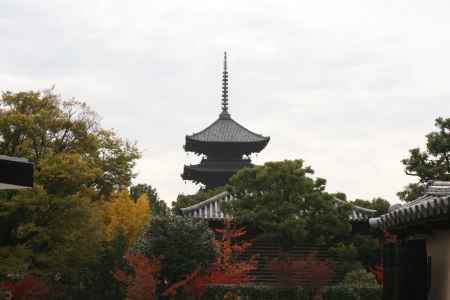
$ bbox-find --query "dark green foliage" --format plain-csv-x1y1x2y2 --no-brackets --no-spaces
173,186,226,214
130,183,169,216
398,117,450,201
68,230,127,300
202,284,382,300
397,183,426,203
133,216,215,290
351,198,390,216
224,160,352,248
342,268,379,288
51,233,126,300
323,285,382,300
202,285,309,300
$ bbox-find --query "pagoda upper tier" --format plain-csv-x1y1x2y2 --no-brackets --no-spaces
184,114,270,156
181,52,270,188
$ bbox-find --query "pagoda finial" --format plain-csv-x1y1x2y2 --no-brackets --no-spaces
220,51,230,119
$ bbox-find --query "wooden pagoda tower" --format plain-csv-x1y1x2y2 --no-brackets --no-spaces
181,52,270,188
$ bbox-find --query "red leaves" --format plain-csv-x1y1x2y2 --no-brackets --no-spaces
383,230,397,243
369,264,384,284
267,253,336,290
164,222,257,299
114,253,161,300
0,276,49,300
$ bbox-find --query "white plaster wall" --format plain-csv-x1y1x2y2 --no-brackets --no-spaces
427,230,450,300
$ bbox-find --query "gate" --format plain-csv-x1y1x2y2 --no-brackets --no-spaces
383,239,428,300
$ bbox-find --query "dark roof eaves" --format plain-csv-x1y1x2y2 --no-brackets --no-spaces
186,116,270,143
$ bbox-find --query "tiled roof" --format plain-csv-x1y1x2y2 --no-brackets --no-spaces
0,155,34,190
181,191,376,221
187,117,270,143
184,159,252,173
369,181,450,229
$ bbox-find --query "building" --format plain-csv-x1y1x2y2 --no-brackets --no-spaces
181,191,377,284
0,155,33,190
180,53,379,287
181,52,270,189
181,191,376,224
369,181,450,300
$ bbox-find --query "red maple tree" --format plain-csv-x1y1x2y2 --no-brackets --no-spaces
0,275,49,300
164,221,257,299
369,264,384,284
267,252,335,296
114,253,161,300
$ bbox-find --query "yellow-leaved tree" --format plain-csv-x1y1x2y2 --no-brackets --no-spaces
103,190,150,248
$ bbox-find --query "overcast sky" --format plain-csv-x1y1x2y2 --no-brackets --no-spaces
2,0,450,205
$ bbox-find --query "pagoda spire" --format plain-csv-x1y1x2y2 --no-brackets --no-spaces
220,51,230,119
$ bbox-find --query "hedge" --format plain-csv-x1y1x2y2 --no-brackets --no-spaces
323,285,382,300
202,285,310,300
202,284,382,300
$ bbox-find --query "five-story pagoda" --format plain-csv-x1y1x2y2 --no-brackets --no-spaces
181,52,270,188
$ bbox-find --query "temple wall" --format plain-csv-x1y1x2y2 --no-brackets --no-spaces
427,230,450,300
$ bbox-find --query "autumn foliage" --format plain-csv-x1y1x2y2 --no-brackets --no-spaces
369,264,384,284
102,191,150,248
114,253,161,300
0,275,49,300
267,252,336,292
164,222,257,299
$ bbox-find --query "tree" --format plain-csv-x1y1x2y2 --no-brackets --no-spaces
0,187,103,277
172,186,226,215
224,160,353,247
133,216,215,291
130,184,169,216
267,253,336,297
0,90,140,279
102,190,150,248
0,275,50,300
114,253,160,300
0,90,140,196
342,268,380,287
75,230,128,300
351,197,390,216
398,117,450,201
164,222,257,299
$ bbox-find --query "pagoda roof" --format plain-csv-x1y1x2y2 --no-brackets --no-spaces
369,181,450,230
182,160,252,188
184,52,269,154
184,159,252,173
187,116,270,144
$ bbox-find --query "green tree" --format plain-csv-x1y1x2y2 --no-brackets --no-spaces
0,90,140,280
224,160,353,248
351,197,390,216
133,216,215,291
130,184,169,216
398,117,450,201
172,186,226,215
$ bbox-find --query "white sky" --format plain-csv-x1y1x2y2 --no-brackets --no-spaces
2,0,450,205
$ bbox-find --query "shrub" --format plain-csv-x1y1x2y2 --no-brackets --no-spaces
342,269,379,288
202,284,382,300
202,284,309,300
323,285,382,300
133,216,215,290
0,275,49,300
163,223,257,299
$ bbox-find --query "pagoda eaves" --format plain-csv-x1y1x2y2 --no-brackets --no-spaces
181,52,270,189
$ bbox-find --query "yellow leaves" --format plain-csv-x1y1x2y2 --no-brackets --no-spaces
102,190,150,248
